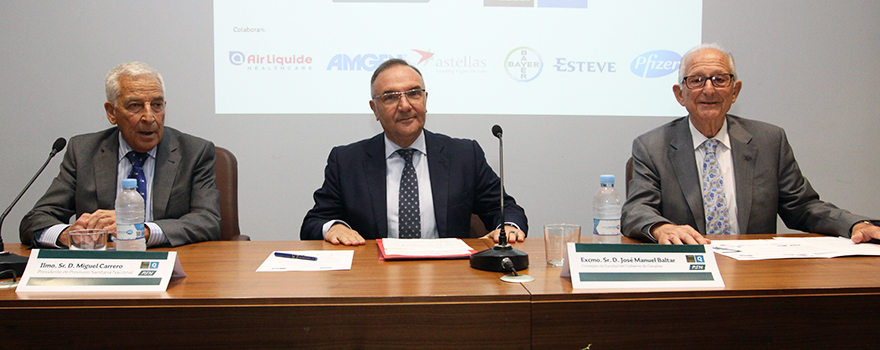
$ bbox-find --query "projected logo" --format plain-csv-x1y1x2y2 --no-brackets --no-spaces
229,51,246,65
413,49,435,64
505,47,543,82
630,50,681,78
326,53,407,71
414,49,488,74
552,58,617,73
228,51,313,70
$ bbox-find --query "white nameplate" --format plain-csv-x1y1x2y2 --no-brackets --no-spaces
16,249,185,292
561,243,724,289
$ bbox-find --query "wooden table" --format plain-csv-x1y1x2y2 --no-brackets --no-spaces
516,234,880,349
0,240,531,349
3,235,880,349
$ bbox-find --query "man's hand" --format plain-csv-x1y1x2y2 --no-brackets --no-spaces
325,223,366,246
59,212,93,247
851,221,880,244
85,209,116,233
484,225,525,244
651,223,711,245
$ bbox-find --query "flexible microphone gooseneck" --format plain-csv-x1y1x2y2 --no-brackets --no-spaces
0,137,66,282
491,125,507,246
469,126,531,280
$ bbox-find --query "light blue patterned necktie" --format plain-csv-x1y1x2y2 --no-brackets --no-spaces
701,139,730,235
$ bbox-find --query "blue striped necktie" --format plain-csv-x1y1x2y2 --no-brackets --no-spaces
125,151,148,203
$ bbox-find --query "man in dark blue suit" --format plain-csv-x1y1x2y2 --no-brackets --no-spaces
301,59,527,245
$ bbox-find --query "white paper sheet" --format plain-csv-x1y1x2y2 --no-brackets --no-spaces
378,238,475,258
256,250,353,271
710,236,880,260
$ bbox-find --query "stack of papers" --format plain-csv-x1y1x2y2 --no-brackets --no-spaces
711,236,880,260
377,238,477,260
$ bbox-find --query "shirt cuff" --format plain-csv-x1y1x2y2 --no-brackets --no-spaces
34,224,69,248
144,222,169,247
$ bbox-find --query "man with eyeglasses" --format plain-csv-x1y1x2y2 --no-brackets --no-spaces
301,58,528,245
621,43,880,245
20,62,221,248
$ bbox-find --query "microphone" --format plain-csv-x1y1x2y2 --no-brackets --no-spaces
492,125,503,138
470,126,531,281
1,137,66,283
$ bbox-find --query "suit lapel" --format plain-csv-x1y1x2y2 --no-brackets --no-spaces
424,131,449,236
668,118,706,233
152,131,180,218
95,131,120,209
728,116,757,233
363,134,388,237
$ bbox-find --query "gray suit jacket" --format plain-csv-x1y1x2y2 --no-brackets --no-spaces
19,127,221,247
621,115,871,242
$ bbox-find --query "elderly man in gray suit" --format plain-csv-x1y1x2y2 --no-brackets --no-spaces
621,43,880,245
20,62,221,248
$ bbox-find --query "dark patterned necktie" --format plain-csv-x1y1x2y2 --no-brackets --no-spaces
397,148,421,239
701,139,730,235
125,151,148,202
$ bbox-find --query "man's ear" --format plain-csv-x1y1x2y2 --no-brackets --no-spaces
672,84,685,106
105,102,118,125
369,100,379,121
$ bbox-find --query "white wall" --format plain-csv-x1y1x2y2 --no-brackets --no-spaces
1,1,878,243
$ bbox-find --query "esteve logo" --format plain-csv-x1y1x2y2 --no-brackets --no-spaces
505,47,542,82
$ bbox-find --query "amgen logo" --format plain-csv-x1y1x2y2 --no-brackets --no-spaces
630,50,681,78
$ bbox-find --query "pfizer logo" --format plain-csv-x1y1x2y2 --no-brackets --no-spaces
229,51,245,65
630,50,681,78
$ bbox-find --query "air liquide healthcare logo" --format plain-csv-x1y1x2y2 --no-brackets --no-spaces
505,47,542,82
326,53,406,71
630,50,681,78
228,51,313,71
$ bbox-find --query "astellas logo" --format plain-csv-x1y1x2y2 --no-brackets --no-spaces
630,50,681,78
326,53,406,71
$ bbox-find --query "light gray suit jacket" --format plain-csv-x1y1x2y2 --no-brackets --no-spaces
621,115,872,242
19,127,221,247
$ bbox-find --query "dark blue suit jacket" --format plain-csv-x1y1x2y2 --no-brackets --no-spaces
300,130,527,240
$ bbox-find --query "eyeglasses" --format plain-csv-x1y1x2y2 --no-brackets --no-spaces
372,88,426,106
680,74,735,89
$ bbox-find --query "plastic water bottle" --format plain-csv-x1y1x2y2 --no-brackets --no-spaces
116,178,146,251
592,174,621,243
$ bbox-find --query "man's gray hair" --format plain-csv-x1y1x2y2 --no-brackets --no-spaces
105,62,165,105
678,43,737,83
370,58,422,97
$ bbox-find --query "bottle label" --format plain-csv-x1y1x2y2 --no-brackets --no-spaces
593,218,620,236
117,223,145,241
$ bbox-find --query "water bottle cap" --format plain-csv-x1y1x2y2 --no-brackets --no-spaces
121,178,137,189
600,174,615,185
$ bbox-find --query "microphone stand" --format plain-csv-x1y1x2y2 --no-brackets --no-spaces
1,138,66,288
469,126,532,282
